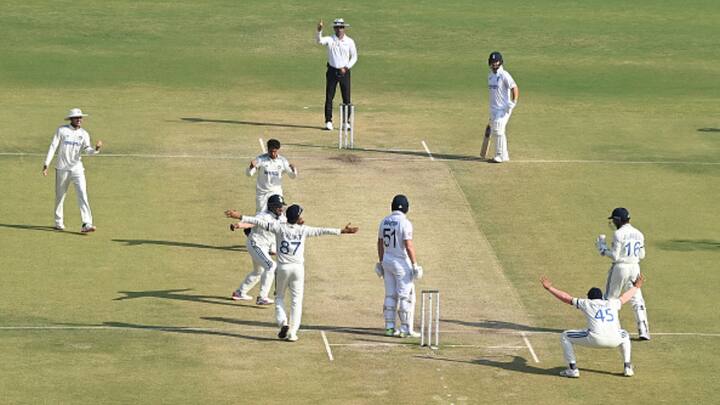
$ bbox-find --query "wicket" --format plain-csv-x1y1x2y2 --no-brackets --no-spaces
420,289,440,348
338,103,354,149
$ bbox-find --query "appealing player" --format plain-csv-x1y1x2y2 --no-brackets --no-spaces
235,204,358,342
225,194,287,305
485,51,518,163
541,274,645,378
376,195,423,338
596,207,650,340
246,139,297,213
42,108,103,233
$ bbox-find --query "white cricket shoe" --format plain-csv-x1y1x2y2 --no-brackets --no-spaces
286,333,299,342
81,224,96,233
343,123,352,131
624,365,634,377
256,297,274,305
492,156,504,163
325,121,333,131
400,331,421,338
559,368,580,378
54,225,65,231
231,291,253,301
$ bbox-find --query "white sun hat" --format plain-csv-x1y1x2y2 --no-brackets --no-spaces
333,18,350,28
65,108,88,120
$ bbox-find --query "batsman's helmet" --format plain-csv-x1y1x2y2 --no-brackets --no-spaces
286,204,303,224
587,287,603,300
267,194,286,212
608,207,630,222
488,51,503,66
391,194,409,213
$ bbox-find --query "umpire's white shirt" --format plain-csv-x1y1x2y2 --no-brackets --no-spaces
44,125,98,172
378,211,413,263
316,32,358,69
246,153,297,195
241,216,340,265
488,66,516,112
573,298,623,337
605,224,645,264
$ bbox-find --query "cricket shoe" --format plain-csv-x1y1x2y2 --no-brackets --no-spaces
399,331,421,338
559,368,580,378
491,156,504,163
624,365,634,377
231,291,253,301
639,334,651,341
384,328,396,337
256,297,274,305
54,225,65,231
343,123,352,130
80,224,96,233
285,333,299,342
325,121,333,131
278,325,289,339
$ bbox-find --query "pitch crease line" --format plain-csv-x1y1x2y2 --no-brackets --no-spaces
421,141,435,161
321,330,334,361
521,332,540,363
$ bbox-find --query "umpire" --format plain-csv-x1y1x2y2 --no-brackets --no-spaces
316,18,358,131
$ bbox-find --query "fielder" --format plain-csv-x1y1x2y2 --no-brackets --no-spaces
42,108,103,233
541,274,645,378
484,51,519,163
376,195,423,338
596,207,650,340
225,194,287,305
236,204,358,342
246,139,297,213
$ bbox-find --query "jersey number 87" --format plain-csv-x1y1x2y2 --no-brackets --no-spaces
280,240,301,255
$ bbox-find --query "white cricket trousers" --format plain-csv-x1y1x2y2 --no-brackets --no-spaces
561,329,632,365
236,240,276,299
275,263,304,336
382,258,415,334
605,263,649,334
490,108,512,161
55,169,93,227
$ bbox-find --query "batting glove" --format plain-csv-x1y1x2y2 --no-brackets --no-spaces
412,264,424,280
374,262,384,279
507,101,517,111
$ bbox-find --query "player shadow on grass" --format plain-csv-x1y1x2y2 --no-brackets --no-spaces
180,117,320,130
101,321,278,342
443,319,563,334
202,316,389,338
285,142,487,162
112,238,246,252
697,128,720,132
418,355,566,376
114,288,265,309
0,223,86,236
655,239,720,252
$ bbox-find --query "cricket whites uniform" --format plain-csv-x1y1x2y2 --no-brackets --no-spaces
246,153,297,213
316,31,357,123
234,210,286,301
241,215,341,340
44,124,99,228
561,298,632,366
488,66,517,162
378,211,415,334
599,224,649,338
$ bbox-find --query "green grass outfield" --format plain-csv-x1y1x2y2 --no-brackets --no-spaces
1,0,719,403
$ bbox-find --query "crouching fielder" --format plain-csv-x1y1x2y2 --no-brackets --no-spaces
541,274,645,378
238,204,358,342
376,195,423,338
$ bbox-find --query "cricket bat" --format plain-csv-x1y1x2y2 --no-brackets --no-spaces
480,124,491,158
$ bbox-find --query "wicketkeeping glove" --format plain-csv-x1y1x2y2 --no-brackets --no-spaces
374,262,384,279
412,264,424,280
595,235,608,256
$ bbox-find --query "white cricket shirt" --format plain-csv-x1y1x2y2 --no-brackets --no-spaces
378,211,413,262
246,153,297,195
241,215,340,265
605,224,645,264
248,210,286,251
44,125,99,171
316,32,358,69
572,298,623,337
488,66,517,111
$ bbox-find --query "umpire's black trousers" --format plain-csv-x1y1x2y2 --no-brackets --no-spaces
325,64,351,123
